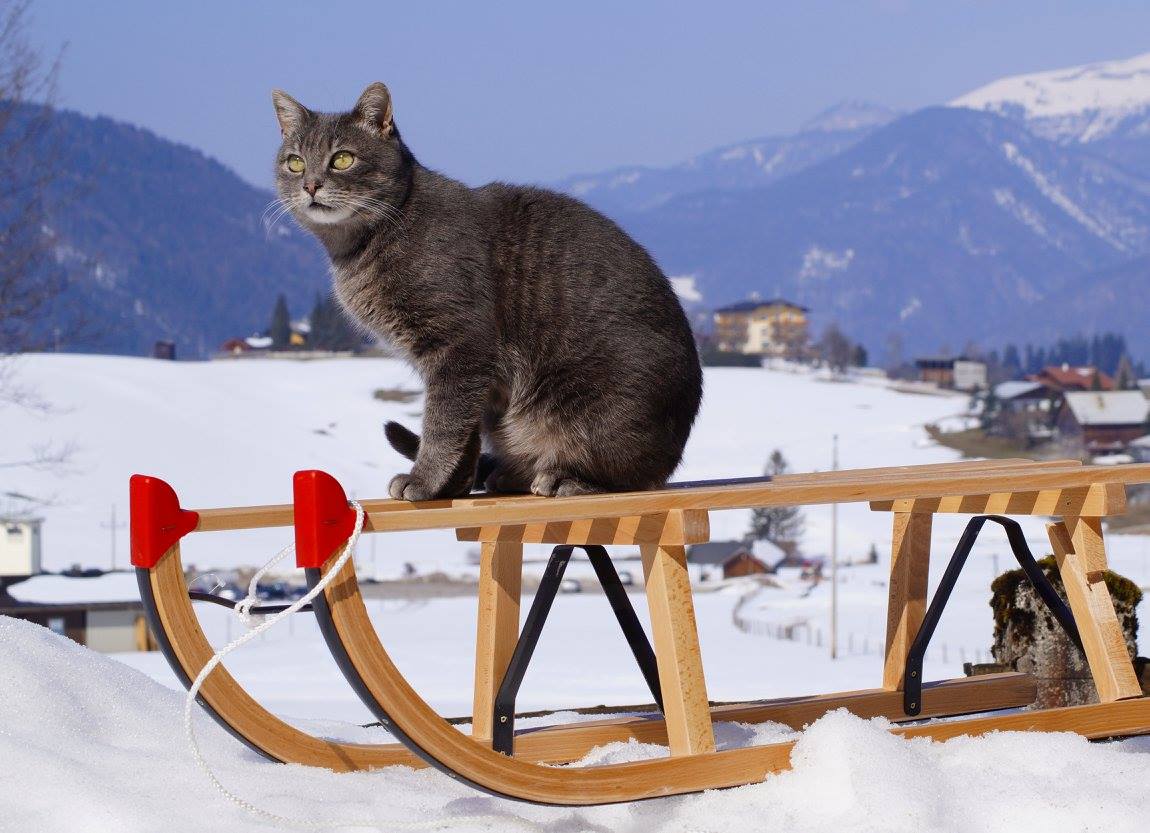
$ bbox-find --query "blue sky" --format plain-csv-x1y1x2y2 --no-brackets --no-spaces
30,1,1150,188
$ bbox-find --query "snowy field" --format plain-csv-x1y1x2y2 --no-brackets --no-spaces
3,354,1150,831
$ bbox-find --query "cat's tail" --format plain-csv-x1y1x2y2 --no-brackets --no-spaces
383,421,497,491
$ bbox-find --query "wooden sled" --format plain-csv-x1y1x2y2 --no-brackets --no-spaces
131,458,1150,805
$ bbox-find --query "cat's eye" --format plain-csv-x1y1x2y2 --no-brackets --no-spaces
331,151,355,171
285,155,305,174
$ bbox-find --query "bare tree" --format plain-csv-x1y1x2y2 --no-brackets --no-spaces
818,323,853,374
1,1,73,475
0,0,63,354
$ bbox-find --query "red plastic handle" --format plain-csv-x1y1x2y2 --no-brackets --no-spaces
129,474,200,569
293,470,358,569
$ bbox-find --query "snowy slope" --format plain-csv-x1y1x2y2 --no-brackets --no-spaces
2,354,970,576
951,51,1150,143
3,615,1150,832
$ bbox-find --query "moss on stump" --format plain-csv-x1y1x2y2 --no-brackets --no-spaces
990,556,1141,708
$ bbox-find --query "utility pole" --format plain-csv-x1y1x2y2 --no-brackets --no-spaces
100,504,125,571
831,434,839,660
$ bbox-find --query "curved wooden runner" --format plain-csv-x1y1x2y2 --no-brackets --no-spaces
312,556,1150,805
143,545,415,771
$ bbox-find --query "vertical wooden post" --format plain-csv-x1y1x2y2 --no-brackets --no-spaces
883,511,932,690
1047,519,1141,703
640,544,715,756
471,540,523,744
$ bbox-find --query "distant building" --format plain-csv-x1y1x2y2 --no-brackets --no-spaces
0,572,154,653
1056,391,1150,453
687,540,784,580
712,299,809,356
1,517,43,578
914,357,987,391
1031,365,1113,393
152,340,177,361
990,381,1056,444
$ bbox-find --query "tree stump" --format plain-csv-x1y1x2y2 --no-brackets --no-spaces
990,556,1142,709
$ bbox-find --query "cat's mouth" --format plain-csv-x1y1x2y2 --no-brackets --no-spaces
302,200,352,224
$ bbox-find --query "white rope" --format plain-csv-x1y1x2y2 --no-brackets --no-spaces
183,500,543,832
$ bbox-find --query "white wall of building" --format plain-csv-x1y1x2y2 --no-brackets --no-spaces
1,519,43,577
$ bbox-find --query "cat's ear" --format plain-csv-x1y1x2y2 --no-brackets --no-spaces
271,89,312,137
353,82,394,138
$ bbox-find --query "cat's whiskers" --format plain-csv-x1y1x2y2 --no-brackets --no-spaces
343,195,409,239
261,197,298,234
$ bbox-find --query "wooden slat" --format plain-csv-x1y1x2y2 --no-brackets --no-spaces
870,483,1126,516
456,510,709,545
1048,521,1142,702
471,542,523,744
190,461,1150,535
513,672,1036,762
640,544,715,756
883,511,932,690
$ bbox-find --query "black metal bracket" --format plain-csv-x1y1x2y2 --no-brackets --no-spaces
491,544,663,756
903,514,1084,716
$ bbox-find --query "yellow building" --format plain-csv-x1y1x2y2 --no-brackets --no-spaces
712,299,810,357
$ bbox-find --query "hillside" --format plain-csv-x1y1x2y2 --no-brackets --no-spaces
34,106,329,356
610,106,1150,357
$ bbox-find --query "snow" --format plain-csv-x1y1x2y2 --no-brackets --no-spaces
3,354,973,577
5,354,1150,828
1000,142,1125,250
3,614,1150,832
951,51,1150,141
5,572,141,604
668,273,703,303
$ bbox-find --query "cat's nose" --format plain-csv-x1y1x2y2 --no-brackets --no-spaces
303,180,322,197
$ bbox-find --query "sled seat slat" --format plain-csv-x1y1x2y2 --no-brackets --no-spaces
188,460,1149,535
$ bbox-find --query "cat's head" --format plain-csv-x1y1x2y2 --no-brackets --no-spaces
271,82,412,228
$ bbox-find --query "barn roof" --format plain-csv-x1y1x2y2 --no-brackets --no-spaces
994,381,1045,400
1062,391,1150,427
687,539,785,566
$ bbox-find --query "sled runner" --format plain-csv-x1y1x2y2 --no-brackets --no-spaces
131,457,1150,805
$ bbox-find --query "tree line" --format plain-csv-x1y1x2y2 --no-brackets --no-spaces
266,293,364,352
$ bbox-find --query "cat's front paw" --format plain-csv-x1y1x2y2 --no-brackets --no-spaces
388,473,435,502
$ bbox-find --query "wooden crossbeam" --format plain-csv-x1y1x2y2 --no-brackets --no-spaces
870,483,1126,517
456,509,709,545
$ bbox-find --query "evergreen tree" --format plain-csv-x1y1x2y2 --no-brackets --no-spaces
269,294,292,350
308,293,330,349
851,343,868,368
1115,354,1136,390
1002,344,1021,378
747,450,805,554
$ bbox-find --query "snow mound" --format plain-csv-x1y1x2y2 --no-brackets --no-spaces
2,616,1149,831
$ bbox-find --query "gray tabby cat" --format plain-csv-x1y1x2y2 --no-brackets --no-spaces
272,83,702,500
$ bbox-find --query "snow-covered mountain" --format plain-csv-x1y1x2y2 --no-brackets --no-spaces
553,102,898,214
951,51,1150,146
615,106,1150,356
